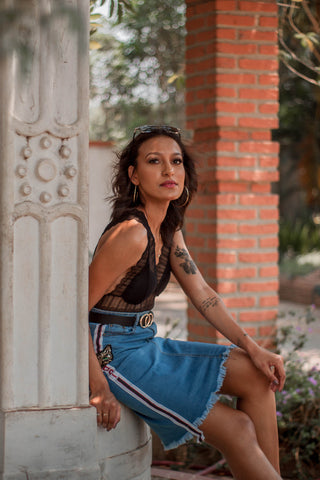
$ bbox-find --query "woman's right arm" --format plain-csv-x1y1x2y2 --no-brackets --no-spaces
88,219,148,430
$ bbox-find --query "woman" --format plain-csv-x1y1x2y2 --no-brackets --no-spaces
89,125,285,480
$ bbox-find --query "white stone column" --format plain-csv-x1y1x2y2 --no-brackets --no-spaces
0,1,100,478
0,2,152,479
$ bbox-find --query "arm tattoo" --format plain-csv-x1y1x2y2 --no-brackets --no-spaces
200,295,220,313
174,246,197,274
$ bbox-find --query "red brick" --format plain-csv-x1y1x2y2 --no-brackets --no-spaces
219,130,250,141
215,267,257,279
216,14,256,27
216,281,238,294
214,0,237,9
215,170,237,181
239,252,278,263
259,45,278,56
216,252,237,264
260,208,279,220
195,29,216,43
216,101,256,113
215,223,238,234
239,30,278,42
259,16,278,28
218,181,250,193
216,193,238,205
215,116,237,127
239,223,278,235
259,74,279,86
238,170,279,183
239,141,279,154
215,28,237,40
186,207,206,219
216,156,256,168
186,103,205,116
216,43,257,55
239,310,278,322
186,235,206,248
239,58,278,71
240,281,279,292
216,238,256,249
259,156,279,168
251,184,271,194
239,1,278,13
259,266,278,277
224,297,256,308
259,103,279,115
251,131,272,141
216,73,256,85
259,237,279,248
259,296,279,307
240,194,278,206
215,57,237,69
239,117,278,129
239,87,278,100
216,208,257,220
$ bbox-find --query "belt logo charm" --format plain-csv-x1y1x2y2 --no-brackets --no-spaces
139,312,154,328
97,344,113,368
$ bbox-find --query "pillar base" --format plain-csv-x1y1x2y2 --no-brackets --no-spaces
0,407,100,480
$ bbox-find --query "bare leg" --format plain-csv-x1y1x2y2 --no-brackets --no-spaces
220,348,280,473
200,401,282,480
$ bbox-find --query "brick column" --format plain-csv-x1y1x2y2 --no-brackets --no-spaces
185,0,279,347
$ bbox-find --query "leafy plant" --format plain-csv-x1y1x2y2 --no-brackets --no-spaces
279,218,320,256
275,307,320,479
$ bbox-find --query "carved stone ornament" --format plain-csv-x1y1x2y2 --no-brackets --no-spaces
14,133,78,206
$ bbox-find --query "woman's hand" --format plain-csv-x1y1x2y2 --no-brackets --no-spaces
248,345,285,393
90,380,121,431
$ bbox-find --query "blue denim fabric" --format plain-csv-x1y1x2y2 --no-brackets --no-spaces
89,310,235,450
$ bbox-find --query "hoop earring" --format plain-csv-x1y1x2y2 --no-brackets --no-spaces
133,185,138,204
180,186,189,207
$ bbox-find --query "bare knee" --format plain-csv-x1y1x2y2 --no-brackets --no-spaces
201,403,258,453
222,348,270,399
232,411,257,445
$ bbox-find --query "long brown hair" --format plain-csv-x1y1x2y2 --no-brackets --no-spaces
110,129,198,243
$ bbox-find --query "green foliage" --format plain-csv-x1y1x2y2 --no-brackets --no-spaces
275,308,320,479
89,0,186,143
278,1,320,87
279,218,320,256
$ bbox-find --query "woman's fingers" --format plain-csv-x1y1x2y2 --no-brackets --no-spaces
90,392,121,430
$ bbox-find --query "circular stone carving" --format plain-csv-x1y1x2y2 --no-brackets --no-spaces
16,165,27,178
22,146,32,159
40,136,52,149
65,166,77,178
20,183,32,196
40,192,52,203
36,159,57,182
58,185,70,197
59,145,71,159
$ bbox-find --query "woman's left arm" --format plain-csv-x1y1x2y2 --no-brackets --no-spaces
170,230,285,392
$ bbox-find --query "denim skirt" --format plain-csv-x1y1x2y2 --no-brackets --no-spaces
89,309,235,451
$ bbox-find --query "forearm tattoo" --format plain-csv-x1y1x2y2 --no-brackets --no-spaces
200,295,220,314
174,246,197,274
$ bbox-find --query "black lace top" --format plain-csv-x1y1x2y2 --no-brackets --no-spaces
94,210,172,312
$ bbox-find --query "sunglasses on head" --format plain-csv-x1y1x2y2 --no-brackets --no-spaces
132,125,181,140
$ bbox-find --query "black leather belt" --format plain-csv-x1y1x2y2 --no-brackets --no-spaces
89,309,154,328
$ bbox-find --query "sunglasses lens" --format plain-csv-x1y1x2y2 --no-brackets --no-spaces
133,125,181,139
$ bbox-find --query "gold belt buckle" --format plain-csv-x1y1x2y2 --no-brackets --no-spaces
139,312,154,328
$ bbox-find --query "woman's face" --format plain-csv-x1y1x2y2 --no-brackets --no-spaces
128,135,185,205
